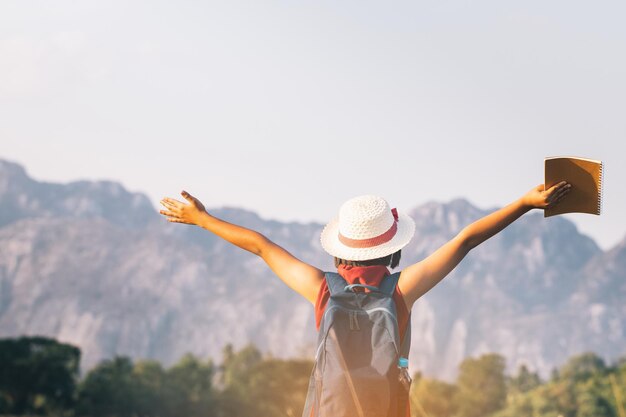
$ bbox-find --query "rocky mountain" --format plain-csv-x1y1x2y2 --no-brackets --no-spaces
0,158,623,381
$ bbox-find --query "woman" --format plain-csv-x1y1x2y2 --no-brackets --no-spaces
159,181,571,416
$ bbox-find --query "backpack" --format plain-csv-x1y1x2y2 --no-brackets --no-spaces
302,271,412,417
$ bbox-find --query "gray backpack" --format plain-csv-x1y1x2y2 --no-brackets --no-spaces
302,272,412,417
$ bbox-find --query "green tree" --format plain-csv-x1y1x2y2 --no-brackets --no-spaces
454,353,507,417
132,359,167,416
216,344,312,417
411,377,458,417
220,343,262,388
560,352,607,383
490,396,533,417
163,353,216,417
492,376,579,417
76,356,139,417
238,358,312,417
533,381,576,417
0,336,80,415
612,366,626,417
576,377,615,417
78,353,217,417
509,364,542,393
217,344,264,417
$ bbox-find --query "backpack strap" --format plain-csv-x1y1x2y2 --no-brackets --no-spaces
399,314,411,357
378,272,401,296
379,272,412,356
325,272,348,296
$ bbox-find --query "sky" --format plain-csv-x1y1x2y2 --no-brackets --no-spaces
1,0,624,249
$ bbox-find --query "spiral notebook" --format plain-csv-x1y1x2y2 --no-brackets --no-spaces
544,156,603,217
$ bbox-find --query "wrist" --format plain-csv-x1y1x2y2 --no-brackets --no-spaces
194,210,212,228
519,195,535,211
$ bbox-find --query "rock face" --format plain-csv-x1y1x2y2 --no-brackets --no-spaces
0,158,623,380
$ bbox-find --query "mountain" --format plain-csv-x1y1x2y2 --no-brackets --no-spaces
0,160,155,229
0,158,623,381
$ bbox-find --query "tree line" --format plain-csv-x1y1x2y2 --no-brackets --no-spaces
0,336,624,417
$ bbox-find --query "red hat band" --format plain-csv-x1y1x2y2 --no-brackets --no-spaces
338,208,399,249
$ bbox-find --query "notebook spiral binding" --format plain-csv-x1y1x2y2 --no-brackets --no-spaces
597,162,603,215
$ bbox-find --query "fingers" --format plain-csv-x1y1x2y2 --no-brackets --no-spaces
158,209,192,224
546,182,572,206
159,196,185,220
159,197,188,217
159,209,178,218
546,180,567,194
181,190,195,203
166,217,192,224
161,197,185,208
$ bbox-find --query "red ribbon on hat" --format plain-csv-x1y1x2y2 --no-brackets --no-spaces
338,208,399,249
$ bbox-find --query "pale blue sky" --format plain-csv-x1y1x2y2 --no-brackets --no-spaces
1,0,624,249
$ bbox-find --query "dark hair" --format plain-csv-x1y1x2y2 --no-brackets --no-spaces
334,250,402,269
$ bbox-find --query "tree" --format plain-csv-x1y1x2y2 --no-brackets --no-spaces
490,396,533,417
219,343,262,388
454,353,507,417
216,344,264,417
560,352,607,383
577,389,615,417
77,353,217,417
535,380,577,417
132,359,167,417
0,336,80,415
163,353,216,417
76,356,139,417
239,358,312,417
510,364,542,393
216,344,312,417
411,377,458,417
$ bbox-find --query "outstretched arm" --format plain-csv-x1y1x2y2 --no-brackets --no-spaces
159,191,324,305
398,181,571,308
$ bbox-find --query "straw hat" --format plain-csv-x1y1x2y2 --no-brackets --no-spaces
320,195,415,261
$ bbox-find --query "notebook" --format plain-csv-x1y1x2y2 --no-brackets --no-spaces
544,156,603,217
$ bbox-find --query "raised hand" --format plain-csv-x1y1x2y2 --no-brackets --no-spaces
159,190,207,225
523,181,572,210
159,189,323,303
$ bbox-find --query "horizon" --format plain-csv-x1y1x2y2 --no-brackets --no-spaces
2,155,621,251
